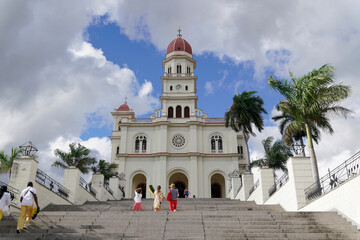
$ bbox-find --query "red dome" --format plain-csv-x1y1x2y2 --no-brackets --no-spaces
117,103,130,111
166,37,192,56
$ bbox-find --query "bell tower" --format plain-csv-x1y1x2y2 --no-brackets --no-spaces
160,29,200,120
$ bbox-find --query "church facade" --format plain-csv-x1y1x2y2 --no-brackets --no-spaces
110,33,247,198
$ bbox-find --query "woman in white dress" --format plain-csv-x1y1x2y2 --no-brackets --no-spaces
0,186,12,220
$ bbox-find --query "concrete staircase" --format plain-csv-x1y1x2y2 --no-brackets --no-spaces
1,199,359,240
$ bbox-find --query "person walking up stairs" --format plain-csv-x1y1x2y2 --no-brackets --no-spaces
16,182,39,234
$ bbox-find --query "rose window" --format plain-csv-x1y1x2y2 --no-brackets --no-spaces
172,134,186,148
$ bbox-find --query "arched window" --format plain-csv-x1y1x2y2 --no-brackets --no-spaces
211,135,223,153
142,139,147,151
211,138,216,151
116,146,119,155
170,86,173,91
237,146,243,154
176,105,182,118
187,67,191,73
177,65,182,73
135,139,140,151
184,106,190,118
118,121,121,131
185,85,188,91
168,67,171,73
168,107,174,118
218,138,223,151
135,135,147,153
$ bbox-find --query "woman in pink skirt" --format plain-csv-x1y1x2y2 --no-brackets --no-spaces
133,188,142,211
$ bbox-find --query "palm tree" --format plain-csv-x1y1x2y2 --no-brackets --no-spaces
225,91,267,170
272,100,321,156
0,148,21,175
249,136,293,173
91,159,117,182
52,143,97,174
268,64,352,183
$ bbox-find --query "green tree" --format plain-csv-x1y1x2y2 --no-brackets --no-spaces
249,136,293,173
225,91,267,170
52,143,97,174
272,100,321,156
0,148,21,174
268,64,352,183
91,159,117,182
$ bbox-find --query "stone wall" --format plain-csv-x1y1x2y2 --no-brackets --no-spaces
300,174,360,227
34,182,72,209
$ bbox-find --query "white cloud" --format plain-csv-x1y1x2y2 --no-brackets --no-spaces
138,80,153,97
0,1,159,175
204,82,214,95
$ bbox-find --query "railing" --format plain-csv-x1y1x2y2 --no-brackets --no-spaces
268,172,289,197
235,181,243,197
205,118,224,122
133,118,152,123
304,151,360,202
0,181,19,201
164,73,194,77
79,177,97,197
249,179,259,196
119,184,125,197
36,169,69,199
104,182,113,195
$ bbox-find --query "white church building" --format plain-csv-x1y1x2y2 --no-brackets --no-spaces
110,32,247,198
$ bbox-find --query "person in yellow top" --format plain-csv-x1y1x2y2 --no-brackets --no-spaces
153,185,164,212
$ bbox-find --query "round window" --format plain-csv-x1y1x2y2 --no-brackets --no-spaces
172,134,186,148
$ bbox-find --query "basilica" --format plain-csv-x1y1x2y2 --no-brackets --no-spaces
110,32,247,198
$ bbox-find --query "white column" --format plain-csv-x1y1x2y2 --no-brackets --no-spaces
120,126,128,153
230,176,242,199
258,167,275,203
197,156,203,198
190,156,198,197
63,166,81,204
91,173,105,201
109,176,122,200
288,156,314,209
159,156,167,192
159,125,167,152
190,125,197,152
9,156,38,196
240,172,254,200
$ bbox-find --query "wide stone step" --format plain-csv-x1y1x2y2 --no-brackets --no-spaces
1,199,359,240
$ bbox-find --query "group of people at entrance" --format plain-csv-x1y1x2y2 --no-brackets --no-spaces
133,183,191,212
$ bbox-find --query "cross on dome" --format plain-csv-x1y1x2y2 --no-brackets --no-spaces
177,27,182,37
124,96,128,104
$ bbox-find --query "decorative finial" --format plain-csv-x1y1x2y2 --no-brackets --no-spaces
19,141,38,157
124,96,128,104
177,27,182,37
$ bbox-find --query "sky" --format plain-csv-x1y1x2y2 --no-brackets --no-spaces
1,0,360,184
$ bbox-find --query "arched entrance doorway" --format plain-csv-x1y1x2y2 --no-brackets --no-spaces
211,173,225,198
132,173,146,198
168,172,188,198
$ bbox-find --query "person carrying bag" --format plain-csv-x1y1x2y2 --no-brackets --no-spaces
16,182,39,234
